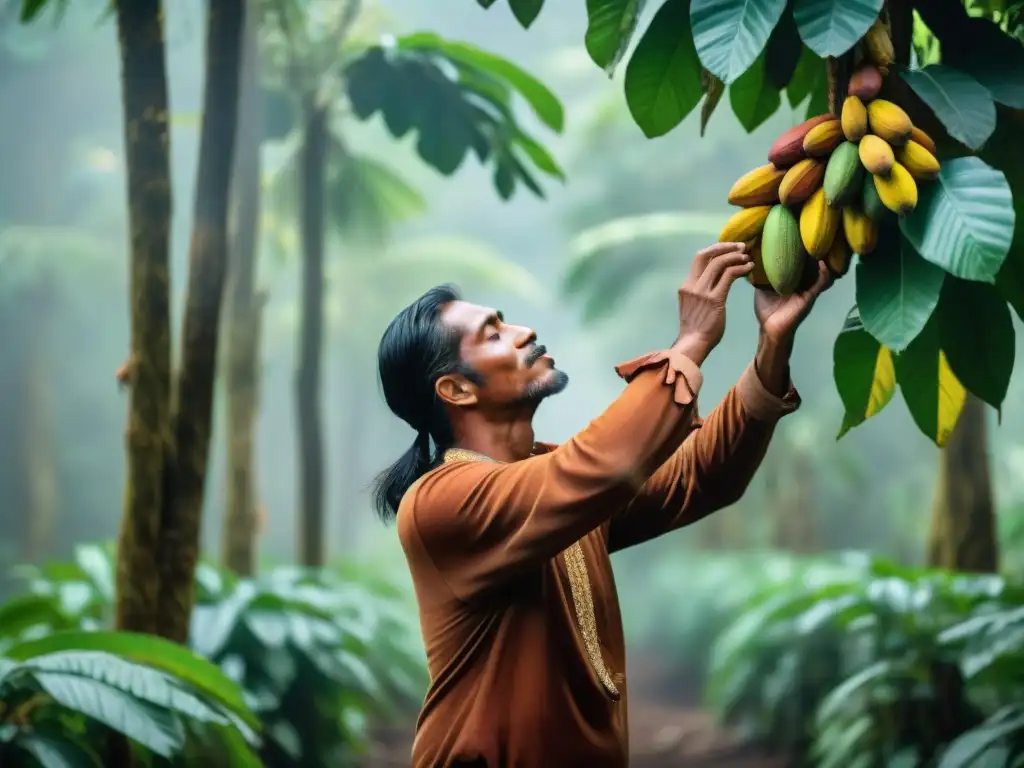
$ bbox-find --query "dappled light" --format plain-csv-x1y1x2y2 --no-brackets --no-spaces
1,0,1023,765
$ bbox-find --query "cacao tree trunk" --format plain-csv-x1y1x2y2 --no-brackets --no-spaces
156,0,245,643
296,103,329,568
222,0,264,577
113,0,173,637
926,394,998,573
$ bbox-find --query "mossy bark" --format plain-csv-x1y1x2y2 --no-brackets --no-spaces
156,0,246,643
296,104,329,568
926,395,998,573
112,0,173,637
222,1,264,577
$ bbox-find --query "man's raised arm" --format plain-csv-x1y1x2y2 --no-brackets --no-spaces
398,243,753,603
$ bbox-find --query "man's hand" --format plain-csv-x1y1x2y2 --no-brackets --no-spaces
754,260,830,344
673,241,753,364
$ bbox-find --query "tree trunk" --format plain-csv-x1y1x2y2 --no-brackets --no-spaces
222,0,264,577
156,0,245,644
296,104,329,568
24,280,58,562
926,394,998,572
113,0,173,637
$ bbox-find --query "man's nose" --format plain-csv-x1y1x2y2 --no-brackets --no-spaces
513,328,537,348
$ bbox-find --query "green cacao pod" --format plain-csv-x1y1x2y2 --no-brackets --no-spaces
761,205,806,296
823,141,864,207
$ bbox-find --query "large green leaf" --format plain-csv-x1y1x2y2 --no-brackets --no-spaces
899,65,996,151
947,18,1024,109
785,45,825,107
690,0,788,84
938,713,1024,768
894,316,966,446
900,156,1015,283
396,34,564,132
937,277,1015,410
854,234,945,352
624,0,704,138
792,0,883,58
729,55,782,132
585,0,647,75
763,7,803,90
3,630,258,730
832,308,896,439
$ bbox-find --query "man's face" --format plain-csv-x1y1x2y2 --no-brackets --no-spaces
437,300,568,409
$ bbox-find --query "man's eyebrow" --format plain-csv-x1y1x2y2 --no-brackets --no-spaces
476,311,504,335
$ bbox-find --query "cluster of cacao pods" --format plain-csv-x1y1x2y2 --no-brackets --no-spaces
718,18,941,296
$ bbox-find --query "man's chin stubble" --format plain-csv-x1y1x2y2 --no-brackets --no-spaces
522,369,569,405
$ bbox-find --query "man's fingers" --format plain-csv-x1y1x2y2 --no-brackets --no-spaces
710,262,755,299
696,249,751,290
691,242,746,277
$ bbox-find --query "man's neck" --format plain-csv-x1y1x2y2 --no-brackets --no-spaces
451,411,537,463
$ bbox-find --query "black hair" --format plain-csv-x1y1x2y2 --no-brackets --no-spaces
371,284,481,522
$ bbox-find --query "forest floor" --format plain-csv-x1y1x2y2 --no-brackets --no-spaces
364,658,785,767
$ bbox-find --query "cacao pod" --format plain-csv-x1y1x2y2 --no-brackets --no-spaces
825,233,852,278
864,18,895,73
909,125,937,156
720,205,773,243
746,243,773,289
873,162,918,215
727,163,786,207
762,205,806,295
778,158,825,206
897,140,940,181
847,64,883,101
858,134,895,175
841,96,868,142
803,118,844,157
799,186,841,258
768,114,835,168
861,173,891,223
823,141,864,207
867,100,913,145
842,207,879,255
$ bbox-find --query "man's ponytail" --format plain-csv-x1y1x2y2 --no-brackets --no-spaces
371,430,433,523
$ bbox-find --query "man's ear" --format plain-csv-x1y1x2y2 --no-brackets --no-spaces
436,374,478,407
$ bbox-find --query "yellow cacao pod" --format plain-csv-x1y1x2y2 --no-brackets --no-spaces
803,118,844,157
761,205,806,295
841,96,868,142
719,205,773,243
825,233,851,278
746,243,773,289
867,100,913,145
897,140,941,182
727,163,786,207
778,158,825,206
873,162,918,216
799,186,841,258
858,134,895,175
864,18,895,73
909,125,937,156
842,207,879,255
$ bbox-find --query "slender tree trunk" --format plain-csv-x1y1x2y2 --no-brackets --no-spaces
222,0,264,577
926,395,998,572
113,0,173,637
24,280,58,562
296,104,329,568
156,0,245,643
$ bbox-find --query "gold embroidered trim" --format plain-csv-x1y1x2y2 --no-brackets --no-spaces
442,448,620,699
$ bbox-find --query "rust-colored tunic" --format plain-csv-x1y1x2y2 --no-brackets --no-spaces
397,349,800,767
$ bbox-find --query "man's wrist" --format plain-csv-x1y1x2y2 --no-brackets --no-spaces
754,331,794,397
671,334,712,366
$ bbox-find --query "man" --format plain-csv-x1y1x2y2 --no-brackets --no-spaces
372,242,829,767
